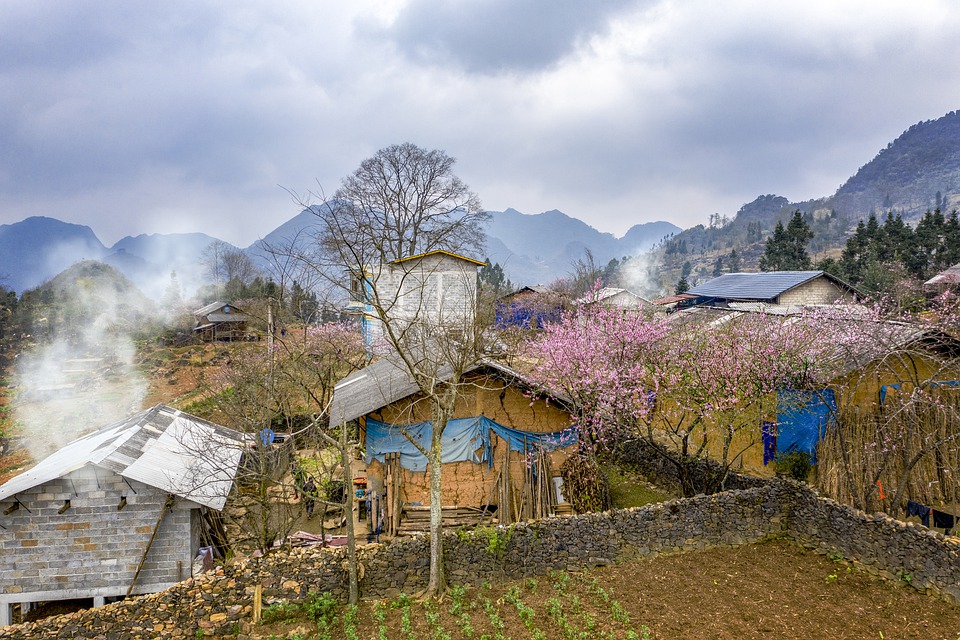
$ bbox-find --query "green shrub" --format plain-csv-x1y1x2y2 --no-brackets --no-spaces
775,450,811,481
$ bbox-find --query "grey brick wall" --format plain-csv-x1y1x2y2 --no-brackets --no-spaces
0,466,195,600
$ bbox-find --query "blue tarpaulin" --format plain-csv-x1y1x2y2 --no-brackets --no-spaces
880,380,959,404
776,389,837,464
365,416,579,472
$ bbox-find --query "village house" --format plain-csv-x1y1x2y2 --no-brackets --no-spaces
924,262,960,295
345,250,485,344
0,405,246,626
329,356,579,536
192,301,252,342
674,270,860,310
494,285,566,329
661,305,960,481
577,286,651,312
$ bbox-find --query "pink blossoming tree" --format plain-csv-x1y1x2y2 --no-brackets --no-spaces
524,304,843,496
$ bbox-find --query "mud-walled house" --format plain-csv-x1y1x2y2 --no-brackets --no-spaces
661,306,960,483
330,356,579,537
192,301,252,341
0,405,246,626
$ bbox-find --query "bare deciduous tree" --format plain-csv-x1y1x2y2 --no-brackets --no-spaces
295,142,489,596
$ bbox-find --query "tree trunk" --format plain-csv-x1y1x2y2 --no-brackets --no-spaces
341,436,359,604
425,429,446,596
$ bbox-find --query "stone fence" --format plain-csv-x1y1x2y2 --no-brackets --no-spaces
1,481,957,639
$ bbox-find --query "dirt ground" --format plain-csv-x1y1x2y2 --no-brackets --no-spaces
255,539,960,640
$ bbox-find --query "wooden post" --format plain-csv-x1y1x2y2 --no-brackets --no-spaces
127,495,174,597
253,584,262,623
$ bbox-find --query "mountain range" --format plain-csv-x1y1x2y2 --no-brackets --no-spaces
0,208,680,299
3,108,960,299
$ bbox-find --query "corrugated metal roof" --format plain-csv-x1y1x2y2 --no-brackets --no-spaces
497,285,553,302
205,312,250,323
329,355,574,426
687,271,854,301
651,293,697,306
0,405,245,510
194,300,229,316
924,262,960,286
193,301,249,318
661,305,950,378
330,356,454,426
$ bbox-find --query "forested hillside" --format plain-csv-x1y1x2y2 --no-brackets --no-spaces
655,110,960,294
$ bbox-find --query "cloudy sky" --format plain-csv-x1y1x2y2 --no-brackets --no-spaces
2,1,960,247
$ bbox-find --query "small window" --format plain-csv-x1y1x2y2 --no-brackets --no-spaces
350,276,365,302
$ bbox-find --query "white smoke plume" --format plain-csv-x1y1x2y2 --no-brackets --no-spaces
619,249,666,300
13,269,148,460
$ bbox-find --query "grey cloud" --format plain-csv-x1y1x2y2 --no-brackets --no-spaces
371,0,638,74
4,1,960,247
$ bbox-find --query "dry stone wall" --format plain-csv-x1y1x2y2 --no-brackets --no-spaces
784,488,960,602
1,481,957,639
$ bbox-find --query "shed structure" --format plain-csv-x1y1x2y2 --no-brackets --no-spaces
192,301,251,341
0,405,246,626
330,355,579,535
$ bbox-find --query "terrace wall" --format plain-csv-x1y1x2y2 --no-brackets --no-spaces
2,481,957,639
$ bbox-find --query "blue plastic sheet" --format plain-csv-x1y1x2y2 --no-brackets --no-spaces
776,389,837,464
365,416,579,472
881,380,960,404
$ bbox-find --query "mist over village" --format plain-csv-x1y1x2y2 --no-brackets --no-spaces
2,3,960,638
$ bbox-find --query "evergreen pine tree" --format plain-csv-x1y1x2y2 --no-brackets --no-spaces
758,211,813,271
727,248,741,272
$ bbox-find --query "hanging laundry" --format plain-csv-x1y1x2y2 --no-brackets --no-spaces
761,421,777,466
905,500,931,527
932,509,955,532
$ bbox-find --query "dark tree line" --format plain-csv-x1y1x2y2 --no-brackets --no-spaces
759,210,814,272
819,208,960,294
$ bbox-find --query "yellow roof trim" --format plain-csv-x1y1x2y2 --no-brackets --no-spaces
390,249,486,267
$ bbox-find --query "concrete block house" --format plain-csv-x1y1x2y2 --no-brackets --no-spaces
345,250,485,345
0,405,245,626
